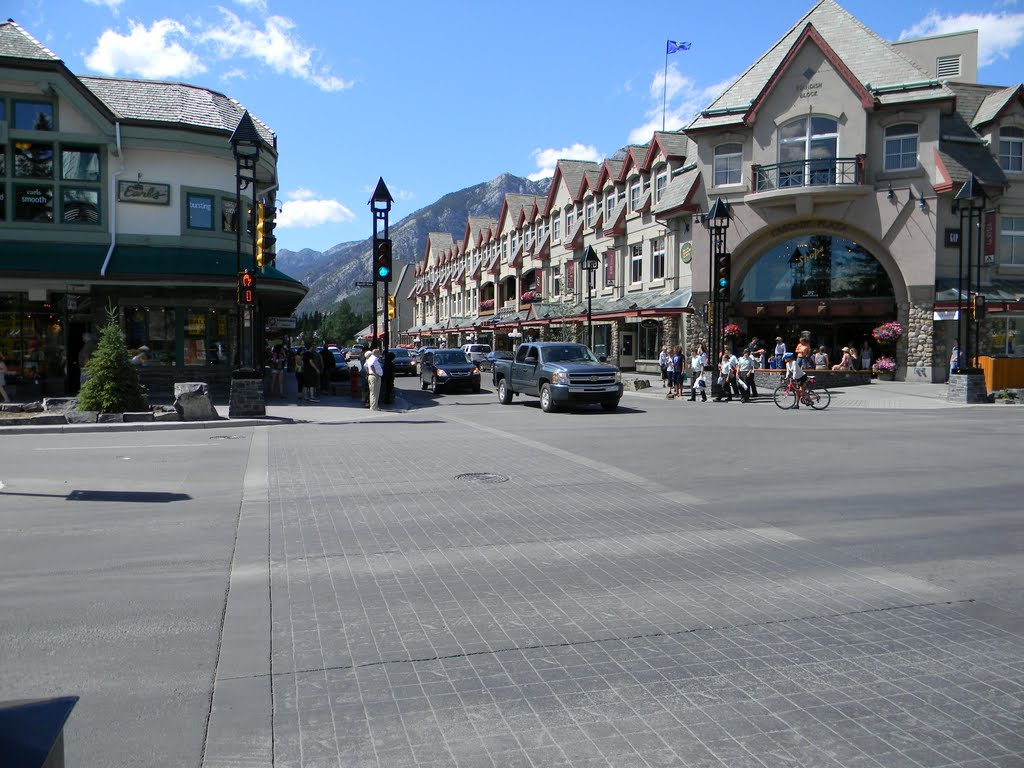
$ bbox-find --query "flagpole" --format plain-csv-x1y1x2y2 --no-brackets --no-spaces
662,41,668,132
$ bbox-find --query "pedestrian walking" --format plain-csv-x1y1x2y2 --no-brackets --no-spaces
688,347,707,402
658,346,669,388
301,341,321,403
0,353,10,403
715,351,738,402
365,349,383,410
320,343,336,394
860,341,872,373
737,348,755,402
949,341,961,378
665,347,677,398
270,344,286,399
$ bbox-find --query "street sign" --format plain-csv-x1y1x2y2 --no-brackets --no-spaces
267,316,297,330
354,281,373,288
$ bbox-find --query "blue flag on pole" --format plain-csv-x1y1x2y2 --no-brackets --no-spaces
667,40,691,54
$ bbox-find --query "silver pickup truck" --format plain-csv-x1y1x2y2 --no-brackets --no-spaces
491,342,623,412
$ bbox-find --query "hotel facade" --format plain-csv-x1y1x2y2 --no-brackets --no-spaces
404,0,1023,381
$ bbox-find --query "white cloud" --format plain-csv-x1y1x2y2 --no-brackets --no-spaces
277,191,355,228
233,0,268,11
900,11,1024,67
396,189,415,201
85,19,205,79
528,144,604,181
84,0,126,12
629,66,737,144
199,9,351,92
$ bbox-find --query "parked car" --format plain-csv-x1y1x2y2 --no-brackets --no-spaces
345,345,365,361
389,347,417,376
479,349,513,372
318,346,350,381
419,348,481,394
491,342,622,412
461,343,492,365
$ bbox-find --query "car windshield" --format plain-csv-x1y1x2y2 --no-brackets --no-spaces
543,345,598,363
434,351,470,365
390,348,411,358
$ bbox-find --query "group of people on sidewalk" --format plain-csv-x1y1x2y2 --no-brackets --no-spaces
266,341,393,411
658,342,762,404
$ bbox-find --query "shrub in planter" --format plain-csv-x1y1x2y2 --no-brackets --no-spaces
77,308,147,413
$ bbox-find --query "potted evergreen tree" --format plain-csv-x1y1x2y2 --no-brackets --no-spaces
77,306,148,414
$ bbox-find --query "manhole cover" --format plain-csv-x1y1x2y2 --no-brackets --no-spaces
209,435,244,440
455,472,510,484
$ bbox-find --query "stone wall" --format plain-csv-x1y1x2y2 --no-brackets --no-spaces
904,298,935,382
753,369,872,388
138,368,235,401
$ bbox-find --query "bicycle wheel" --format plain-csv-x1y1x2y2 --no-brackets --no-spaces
806,384,831,410
773,382,796,409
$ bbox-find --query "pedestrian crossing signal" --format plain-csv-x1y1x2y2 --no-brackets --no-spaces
238,270,255,304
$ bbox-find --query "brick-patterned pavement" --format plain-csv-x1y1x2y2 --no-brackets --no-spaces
268,418,1024,768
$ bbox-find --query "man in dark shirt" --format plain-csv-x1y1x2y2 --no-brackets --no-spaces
320,344,336,394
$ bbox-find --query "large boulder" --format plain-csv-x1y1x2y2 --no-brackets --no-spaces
174,382,218,421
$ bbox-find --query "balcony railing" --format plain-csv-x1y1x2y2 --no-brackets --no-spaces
752,156,864,193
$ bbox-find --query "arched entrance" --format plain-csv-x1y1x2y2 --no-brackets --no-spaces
732,233,898,359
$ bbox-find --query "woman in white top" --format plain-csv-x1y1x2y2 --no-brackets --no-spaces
658,346,669,387
688,348,707,402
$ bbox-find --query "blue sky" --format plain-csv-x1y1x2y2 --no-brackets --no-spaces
12,0,1024,253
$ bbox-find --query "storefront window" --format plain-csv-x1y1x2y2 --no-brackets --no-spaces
187,193,215,230
592,325,610,358
14,184,53,222
981,316,1020,356
13,142,54,178
0,294,65,395
639,323,661,360
124,306,177,366
222,199,239,232
13,101,54,131
737,235,895,302
61,147,101,181
184,309,234,366
62,189,100,223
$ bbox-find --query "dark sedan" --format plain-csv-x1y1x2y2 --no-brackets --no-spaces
479,349,513,372
389,348,417,376
419,349,481,394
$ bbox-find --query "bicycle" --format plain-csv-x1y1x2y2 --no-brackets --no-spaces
773,373,831,410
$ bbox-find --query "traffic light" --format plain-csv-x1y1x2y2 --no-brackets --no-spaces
374,238,393,282
387,295,396,319
255,203,277,268
714,252,731,300
238,270,255,305
971,294,986,320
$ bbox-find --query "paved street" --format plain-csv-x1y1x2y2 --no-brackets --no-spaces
2,380,1023,767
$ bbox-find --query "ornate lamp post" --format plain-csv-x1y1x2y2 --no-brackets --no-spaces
581,245,600,349
369,177,395,352
229,111,261,371
952,175,986,372
702,197,732,397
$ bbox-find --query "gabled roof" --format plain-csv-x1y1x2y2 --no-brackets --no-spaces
0,20,59,60
620,145,650,180
496,193,537,233
644,132,691,169
546,159,600,210
603,202,627,237
652,167,703,218
463,216,497,249
598,158,624,189
934,83,1009,192
423,232,454,268
972,85,1024,128
689,0,946,131
582,170,602,197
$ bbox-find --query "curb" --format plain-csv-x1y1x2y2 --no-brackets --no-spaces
0,417,286,435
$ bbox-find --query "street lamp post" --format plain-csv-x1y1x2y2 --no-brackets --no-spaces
229,111,261,371
952,175,986,372
582,245,600,350
702,197,732,397
369,178,394,353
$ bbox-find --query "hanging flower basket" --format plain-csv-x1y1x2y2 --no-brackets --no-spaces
722,323,742,338
872,321,903,342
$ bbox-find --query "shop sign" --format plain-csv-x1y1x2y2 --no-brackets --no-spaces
267,316,297,330
640,319,659,328
983,210,997,264
944,228,961,248
118,181,171,205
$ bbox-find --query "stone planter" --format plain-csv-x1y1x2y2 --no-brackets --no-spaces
875,370,895,381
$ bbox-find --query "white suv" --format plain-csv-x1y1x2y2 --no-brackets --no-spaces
462,344,491,364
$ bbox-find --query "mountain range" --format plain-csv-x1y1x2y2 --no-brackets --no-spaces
277,173,551,315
